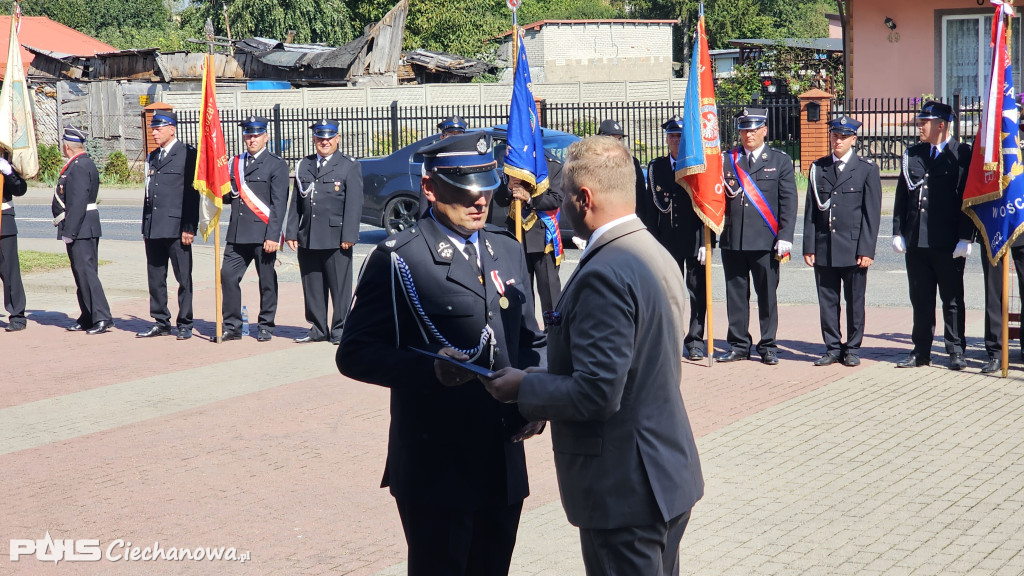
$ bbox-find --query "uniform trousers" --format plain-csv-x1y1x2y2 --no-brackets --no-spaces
222,242,278,333
721,249,779,355
676,255,708,354
0,234,26,327
979,245,1024,359
297,246,352,340
525,250,561,313
905,247,966,357
814,265,867,355
144,237,193,330
578,509,691,576
396,499,523,576
67,238,111,327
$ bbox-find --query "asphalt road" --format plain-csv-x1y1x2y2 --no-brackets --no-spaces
12,204,992,310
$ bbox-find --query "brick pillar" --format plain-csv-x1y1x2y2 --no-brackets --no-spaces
142,102,174,156
798,89,833,175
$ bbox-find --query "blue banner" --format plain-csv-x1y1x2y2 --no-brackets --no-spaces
503,29,548,194
964,25,1024,264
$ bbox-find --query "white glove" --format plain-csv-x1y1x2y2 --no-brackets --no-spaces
892,235,906,253
62,236,73,244
952,240,972,259
570,236,588,251
697,246,707,265
775,240,792,257
0,157,11,175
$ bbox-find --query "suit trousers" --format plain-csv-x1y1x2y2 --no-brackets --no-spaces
221,242,278,333
579,509,691,576
396,498,523,576
0,234,26,326
144,237,193,329
297,246,352,340
905,248,965,356
67,238,111,327
980,246,1024,358
526,250,561,313
677,255,707,353
814,265,867,354
721,249,779,355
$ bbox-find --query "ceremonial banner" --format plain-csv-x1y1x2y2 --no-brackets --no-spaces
193,54,229,242
503,29,548,193
0,1,39,178
675,4,725,234
962,0,1024,264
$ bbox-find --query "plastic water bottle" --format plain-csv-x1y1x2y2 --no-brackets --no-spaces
241,306,250,336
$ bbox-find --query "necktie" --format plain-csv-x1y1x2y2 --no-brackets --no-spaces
836,160,844,173
317,156,326,173
158,149,166,162
463,242,483,283
245,154,253,167
930,147,938,162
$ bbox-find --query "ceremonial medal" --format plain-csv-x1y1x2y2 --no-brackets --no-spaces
334,182,340,191
490,270,509,310
499,296,509,309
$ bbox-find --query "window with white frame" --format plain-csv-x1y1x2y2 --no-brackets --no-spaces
942,14,1021,100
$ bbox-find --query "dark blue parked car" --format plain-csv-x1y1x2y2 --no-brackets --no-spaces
359,124,580,235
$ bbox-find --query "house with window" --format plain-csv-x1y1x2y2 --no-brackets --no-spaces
845,0,1021,100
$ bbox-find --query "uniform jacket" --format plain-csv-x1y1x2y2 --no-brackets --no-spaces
52,154,102,241
518,217,704,530
142,140,200,239
720,146,798,251
802,153,883,268
493,158,564,254
893,140,974,251
286,153,363,250
226,150,290,244
639,155,707,260
337,217,545,508
1,168,28,238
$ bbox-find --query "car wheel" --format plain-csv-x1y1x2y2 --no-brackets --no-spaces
384,196,419,235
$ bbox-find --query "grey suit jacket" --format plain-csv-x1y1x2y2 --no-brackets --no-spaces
518,217,704,530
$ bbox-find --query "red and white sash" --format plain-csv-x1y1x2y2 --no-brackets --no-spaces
232,155,270,224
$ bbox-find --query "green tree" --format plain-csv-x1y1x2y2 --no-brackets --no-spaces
6,0,178,50
179,0,354,48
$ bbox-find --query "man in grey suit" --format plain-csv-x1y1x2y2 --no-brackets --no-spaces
484,136,704,576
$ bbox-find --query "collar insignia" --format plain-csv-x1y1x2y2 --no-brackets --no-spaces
436,240,453,260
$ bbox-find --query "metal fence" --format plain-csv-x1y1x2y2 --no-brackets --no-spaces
833,95,983,172
174,97,804,168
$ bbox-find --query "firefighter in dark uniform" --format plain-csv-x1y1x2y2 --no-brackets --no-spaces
286,119,364,344
53,126,113,334
637,115,710,361
716,107,798,365
802,117,882,367
892,101,973,370
494,155,564,313
596,118,646,208
419,115,470,217
977,233,1024,373
0,148,28,332
137,111,200,340
221,116,290,342
337,131,545,576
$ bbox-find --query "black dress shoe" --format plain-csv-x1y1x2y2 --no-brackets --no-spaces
86,320,114,335
330,336,342,345
177,328,192,340
813,353,840,366
842,353,861,367
896,353,930,368
66,323,86,332
257,328,272,342
5,322,26,332
949,353,967,371
293,334,326,344
136,325,171,338
220,331,242,342
980,358,999,374
761,350,779,365
686,348,705,361
715,350,750,363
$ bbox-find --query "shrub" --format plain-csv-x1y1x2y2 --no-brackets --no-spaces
102,151,141,185
36,143,62,184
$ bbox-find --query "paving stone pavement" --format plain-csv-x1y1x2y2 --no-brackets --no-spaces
2,236,1023,575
